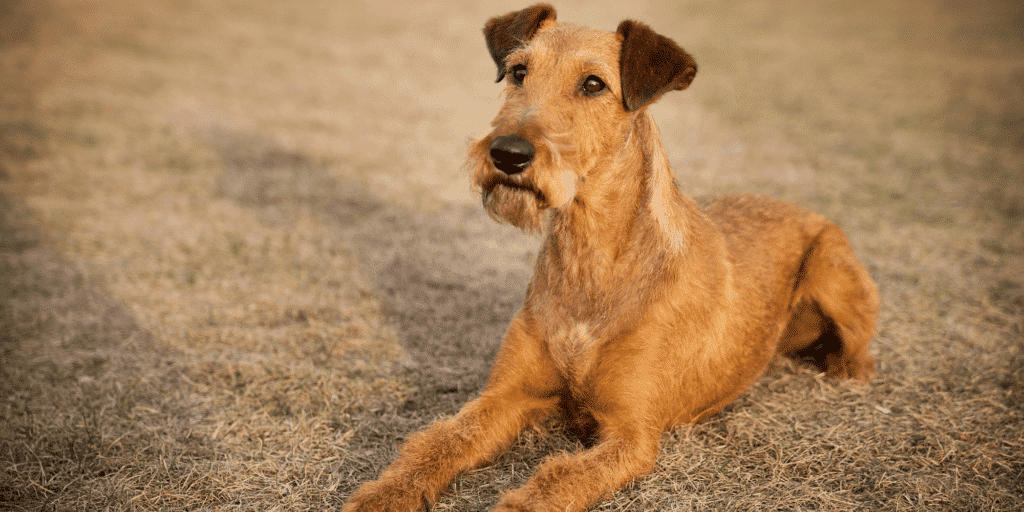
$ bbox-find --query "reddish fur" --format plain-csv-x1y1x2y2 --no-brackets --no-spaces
344,5,878,511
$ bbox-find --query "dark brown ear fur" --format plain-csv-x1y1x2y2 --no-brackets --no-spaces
617,20,697,111
483,3,557,82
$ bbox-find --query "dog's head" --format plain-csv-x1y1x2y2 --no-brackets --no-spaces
467,4,697,233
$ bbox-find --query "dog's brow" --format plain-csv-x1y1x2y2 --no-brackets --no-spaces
579,58,615,79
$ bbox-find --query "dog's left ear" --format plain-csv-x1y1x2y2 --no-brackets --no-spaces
617,20,697,112
483,3,557,82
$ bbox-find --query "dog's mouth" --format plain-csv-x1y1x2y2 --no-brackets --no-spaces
483,178,549,209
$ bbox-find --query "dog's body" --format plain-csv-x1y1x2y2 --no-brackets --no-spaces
344,5,878,511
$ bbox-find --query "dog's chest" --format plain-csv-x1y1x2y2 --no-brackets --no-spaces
547,321,602,382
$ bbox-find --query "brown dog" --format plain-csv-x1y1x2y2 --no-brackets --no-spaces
343,4,878,511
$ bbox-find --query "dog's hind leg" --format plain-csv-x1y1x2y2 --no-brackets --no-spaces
780,221,879,381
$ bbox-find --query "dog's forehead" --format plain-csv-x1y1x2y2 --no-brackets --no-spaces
513,22,621,78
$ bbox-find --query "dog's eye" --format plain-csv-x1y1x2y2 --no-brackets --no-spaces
582,75,606,95
510,64,528,86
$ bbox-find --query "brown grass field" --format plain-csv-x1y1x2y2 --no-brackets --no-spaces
1,0,1022,510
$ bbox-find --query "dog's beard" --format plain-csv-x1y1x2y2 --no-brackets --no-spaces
468,132,578,234
480,175,547,234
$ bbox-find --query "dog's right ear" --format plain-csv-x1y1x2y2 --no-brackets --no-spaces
483,3,557,82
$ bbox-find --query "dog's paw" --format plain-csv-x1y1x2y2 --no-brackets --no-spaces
494,488,572,512
342,480,429,512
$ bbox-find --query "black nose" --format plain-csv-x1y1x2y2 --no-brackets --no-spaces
489,135,535,175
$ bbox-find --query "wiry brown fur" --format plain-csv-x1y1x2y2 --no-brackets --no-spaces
344,4,878,511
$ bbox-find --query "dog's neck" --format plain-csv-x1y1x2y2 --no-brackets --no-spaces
543,110,690,285
630,111,692,251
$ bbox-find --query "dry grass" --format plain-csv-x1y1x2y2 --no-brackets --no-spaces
1,0,1021,510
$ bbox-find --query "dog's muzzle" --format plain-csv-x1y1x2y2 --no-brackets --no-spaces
489,135,535,175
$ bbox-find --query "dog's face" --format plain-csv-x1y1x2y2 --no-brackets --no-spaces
469,21,625,233
467,3,696,233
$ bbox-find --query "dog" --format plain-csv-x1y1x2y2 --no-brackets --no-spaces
343,4,878,511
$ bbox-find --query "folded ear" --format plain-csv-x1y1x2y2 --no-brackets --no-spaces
617,20,697,111
483,3,557,82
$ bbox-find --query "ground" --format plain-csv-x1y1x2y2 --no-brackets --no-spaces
1,0,1022,510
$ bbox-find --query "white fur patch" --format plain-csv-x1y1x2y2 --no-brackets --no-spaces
544,170,578,209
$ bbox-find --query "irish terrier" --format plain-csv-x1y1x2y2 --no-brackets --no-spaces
344,4,878,511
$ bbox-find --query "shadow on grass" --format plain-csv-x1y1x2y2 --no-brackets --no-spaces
0,189,182,507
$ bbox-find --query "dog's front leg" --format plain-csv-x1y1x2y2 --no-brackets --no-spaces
494,423,661,512
343,316,561,512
